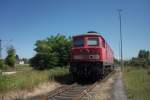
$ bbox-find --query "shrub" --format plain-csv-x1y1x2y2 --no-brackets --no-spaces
30,34,71,70
30,53,58,70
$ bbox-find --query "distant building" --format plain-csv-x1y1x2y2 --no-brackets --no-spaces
19,60,24,64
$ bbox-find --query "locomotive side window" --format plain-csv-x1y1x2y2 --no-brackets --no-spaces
87,38,99,46
102,40,105,48
74,38,84,47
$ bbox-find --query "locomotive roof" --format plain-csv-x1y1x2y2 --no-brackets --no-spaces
73,32,102,37
73,32,106,41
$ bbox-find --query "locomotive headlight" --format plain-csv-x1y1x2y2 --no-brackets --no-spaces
89,55,99,59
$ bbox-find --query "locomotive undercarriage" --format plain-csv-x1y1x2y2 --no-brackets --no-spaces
70,62,113,82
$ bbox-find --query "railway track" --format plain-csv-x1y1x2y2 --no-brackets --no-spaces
27,71,115,100
47,83,96,100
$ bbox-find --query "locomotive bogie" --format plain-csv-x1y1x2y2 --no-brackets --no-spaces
70,62,103,81
70,61,114,82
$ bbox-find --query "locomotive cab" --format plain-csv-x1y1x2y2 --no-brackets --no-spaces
71,32,103,60
70,32,114,81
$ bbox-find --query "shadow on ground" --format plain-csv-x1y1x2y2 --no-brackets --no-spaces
53,74,74,85
53,74,97,85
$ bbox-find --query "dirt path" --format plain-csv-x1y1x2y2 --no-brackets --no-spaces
80,72,115,100
80,71,128,100
111,71,128,100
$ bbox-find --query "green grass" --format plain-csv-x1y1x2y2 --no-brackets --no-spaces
0,67,69,93
123,67,150,100
0,64,33,72
15,64,33,71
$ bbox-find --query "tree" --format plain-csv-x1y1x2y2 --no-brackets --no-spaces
114,58,120,66
138,50,150,60
0,59,4,69
15,54,19,64
5,46,16,67
30,34,72,70
47,34,71,66
126,50,150,67
130,57,148,67
22,58,29,64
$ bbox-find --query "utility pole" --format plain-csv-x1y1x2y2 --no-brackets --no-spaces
117,9,123,70
0,39,2,59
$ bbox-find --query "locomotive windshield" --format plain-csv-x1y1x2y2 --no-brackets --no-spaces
74,38,84,47
87,38,99,46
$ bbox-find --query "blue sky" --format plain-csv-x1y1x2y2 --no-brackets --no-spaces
0,0,150,59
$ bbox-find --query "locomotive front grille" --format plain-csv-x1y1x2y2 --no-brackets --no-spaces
73,55,99,60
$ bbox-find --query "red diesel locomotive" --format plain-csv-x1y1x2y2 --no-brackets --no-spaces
70,31,114,81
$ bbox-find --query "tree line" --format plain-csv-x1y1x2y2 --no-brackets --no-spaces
0,46,16,69
0,34,71,70
0,46,29,70
124,50,150,67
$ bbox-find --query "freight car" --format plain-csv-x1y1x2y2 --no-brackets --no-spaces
69,31,114,82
